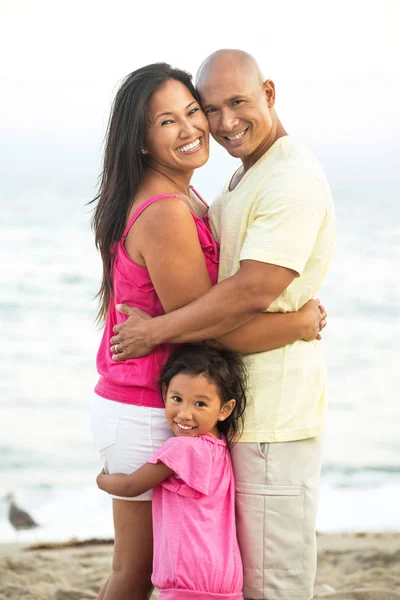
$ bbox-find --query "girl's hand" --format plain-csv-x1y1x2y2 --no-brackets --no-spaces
96,462,174,498
300,299,327,342
96,470,130,495
96,469,108,492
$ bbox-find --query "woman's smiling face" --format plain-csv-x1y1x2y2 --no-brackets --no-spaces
144,78,210,172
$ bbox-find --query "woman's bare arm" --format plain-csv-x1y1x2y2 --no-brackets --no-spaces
210,299,326,354
127,198,213,314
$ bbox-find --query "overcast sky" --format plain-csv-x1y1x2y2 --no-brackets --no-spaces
1,0,399,190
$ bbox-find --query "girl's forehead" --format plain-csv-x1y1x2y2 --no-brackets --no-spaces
167,372,220,398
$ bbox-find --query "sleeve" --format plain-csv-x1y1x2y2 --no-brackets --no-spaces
148,437,212,497
240,168,328,275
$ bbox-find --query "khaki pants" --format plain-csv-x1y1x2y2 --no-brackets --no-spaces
231,436,322,600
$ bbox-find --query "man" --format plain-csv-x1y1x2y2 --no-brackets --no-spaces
110,50,335,600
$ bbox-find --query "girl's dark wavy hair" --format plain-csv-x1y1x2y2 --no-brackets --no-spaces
159,345,248,446
89,63,199,323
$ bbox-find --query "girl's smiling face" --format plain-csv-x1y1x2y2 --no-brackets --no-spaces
163,373,235,439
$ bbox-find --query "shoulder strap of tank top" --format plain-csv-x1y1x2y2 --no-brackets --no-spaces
122,194,181,241
189,185,209,208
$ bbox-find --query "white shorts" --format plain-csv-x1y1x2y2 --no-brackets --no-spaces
90,394,173,501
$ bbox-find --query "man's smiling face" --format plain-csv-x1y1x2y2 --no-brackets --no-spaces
197,63,275,163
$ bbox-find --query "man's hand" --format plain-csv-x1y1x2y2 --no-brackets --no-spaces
300,299,327,342
110,305,156,361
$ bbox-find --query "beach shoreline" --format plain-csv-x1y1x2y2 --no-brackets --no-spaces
0,532,399,599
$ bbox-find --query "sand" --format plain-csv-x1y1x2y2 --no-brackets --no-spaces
0,533,399,599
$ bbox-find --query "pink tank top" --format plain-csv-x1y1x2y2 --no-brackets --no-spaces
95,188,219,408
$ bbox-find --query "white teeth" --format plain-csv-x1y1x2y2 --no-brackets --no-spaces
226,129,247,141
176,422,195,430
177,138,201,152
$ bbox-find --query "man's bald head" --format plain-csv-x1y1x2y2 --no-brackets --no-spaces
195,49,286,169
196,49,265,90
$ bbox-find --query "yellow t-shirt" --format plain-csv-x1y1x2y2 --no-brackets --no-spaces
209,136,336,443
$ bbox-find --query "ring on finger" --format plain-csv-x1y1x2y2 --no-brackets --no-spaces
115,344,121,354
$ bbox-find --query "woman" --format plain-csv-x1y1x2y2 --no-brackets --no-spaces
90,63,324,600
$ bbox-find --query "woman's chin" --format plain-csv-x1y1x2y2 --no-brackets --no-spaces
192,148,210,168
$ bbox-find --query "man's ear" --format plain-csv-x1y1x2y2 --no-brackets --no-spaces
263,79,276,108
218,399,236,421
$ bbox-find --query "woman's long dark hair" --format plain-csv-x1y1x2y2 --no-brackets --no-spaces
90,63,199,323
159,345,248,447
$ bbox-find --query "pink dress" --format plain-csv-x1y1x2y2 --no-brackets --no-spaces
148,435,243,599
95,188,219,407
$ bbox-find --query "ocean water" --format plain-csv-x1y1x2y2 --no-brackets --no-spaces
0,173,399,543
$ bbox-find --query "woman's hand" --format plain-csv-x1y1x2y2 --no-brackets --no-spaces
299,299,327,342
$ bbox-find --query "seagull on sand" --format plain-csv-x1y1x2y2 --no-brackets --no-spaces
5,493,39,541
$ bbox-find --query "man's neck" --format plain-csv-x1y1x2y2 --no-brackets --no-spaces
228,125,288,193
242,123,287,174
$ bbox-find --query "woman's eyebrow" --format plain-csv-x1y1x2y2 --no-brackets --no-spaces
154,101,197,121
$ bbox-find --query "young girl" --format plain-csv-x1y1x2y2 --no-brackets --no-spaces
97,344,247,600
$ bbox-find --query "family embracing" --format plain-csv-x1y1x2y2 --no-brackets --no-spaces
90,49,335,600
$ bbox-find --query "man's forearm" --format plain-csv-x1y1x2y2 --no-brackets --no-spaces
150,272,273,346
